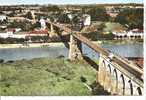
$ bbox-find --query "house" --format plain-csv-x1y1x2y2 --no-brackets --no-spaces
0,15,7,22
83,14,91,26
113,29,143,39
5,28,22,33
0,30,13,38
0,28,25,39
39,18,46,30
0,32,26,39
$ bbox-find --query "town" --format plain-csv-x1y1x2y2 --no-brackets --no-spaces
0,4,143,42
0,2,144,96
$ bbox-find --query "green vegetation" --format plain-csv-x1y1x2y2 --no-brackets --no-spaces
0,37,26,44
58,14,70,23
30,21,41,29
82,32,115,41
81,22,120,40
103,22,126,33
7,20,41,31
24,11,33,20
0,58,97,96
40,5,62,13
87,7,110,21
115,8,143,29
7,21,32,31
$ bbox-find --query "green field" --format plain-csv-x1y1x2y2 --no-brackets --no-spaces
0,58,100,96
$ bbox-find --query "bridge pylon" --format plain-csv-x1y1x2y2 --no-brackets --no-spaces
69,34,83,61
48,23,57,37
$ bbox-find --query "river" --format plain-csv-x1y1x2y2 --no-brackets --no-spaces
0,42,143,61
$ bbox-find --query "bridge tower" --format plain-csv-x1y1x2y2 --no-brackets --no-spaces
50,24,55,34
48,23,56,37
69,34,83,61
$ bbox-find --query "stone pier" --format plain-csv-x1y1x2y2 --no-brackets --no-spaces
69,34,83,61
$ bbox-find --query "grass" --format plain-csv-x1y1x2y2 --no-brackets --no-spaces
0,58,97,96
103,22,126,33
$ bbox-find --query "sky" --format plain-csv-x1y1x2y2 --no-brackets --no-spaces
0,0,143,5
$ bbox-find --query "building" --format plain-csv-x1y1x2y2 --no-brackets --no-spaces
83,14,91,26
113,29,143,39
0,15,7,22
39,18,46,30
0,31,13,38
0,32,26,39
0,28,25,39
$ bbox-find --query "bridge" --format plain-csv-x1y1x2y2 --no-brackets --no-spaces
47,22,143,96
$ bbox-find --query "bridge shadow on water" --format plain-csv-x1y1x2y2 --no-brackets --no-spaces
56,32,70,49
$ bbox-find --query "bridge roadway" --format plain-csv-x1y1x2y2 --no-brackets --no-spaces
48,22,143,80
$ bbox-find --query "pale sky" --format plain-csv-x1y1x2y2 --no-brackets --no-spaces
0,0,143,5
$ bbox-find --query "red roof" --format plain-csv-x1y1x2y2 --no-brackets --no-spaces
131,29,143,33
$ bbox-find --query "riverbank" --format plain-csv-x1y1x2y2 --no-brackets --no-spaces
0,39,143,49
93,39,143,45
0,57,108,96
0,42,65,49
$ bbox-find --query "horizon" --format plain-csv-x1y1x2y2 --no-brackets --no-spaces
0,0,143,6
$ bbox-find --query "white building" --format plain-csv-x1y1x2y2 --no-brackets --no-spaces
15,28,22,32
113,29,143,39
0,31,26,39
0,31,13,38
39,18,46,30
83,14,91,26
0,15,7,22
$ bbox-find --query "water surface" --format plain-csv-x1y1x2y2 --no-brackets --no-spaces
0,42,143,61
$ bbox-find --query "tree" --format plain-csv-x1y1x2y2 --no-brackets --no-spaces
115,8,143,29
25,12,33,20
40,5,62,13
7,21,32,31
30,21,41,30
87,7,110,21
97,23,106,32
58,14,70,23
